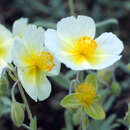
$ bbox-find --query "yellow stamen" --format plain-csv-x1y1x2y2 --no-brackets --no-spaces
22,51,55,72
75,83,96,107
37,51,55,71
65,36,99,64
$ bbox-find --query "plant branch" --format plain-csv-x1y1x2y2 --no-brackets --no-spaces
68,0,75,16
11,80,19,101
18,81,33,121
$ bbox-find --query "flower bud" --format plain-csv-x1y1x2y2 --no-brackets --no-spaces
127,63,130,71
125,103,130,124
0,76,9,96
11,102,25,127
111,81,121,95
97,69,113,84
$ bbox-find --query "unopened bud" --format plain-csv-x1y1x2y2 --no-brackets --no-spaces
111,81,121,95
0,76,9,96
97,69,113,83
125,103,130,124
11,102,25,127
127,63,130,71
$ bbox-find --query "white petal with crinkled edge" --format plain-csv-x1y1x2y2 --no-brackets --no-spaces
47,58,61,76
0,24,12,39
37,74,51,101
55,52,92,70
18,67,52,101
12,18,28,37
57,15,96,42
95,32,124,55
23,25,45,53
13,25,45,67
12,38,31,67
42,44,61,76
0,24,13,76
45,29,73,54
17,67,38,101
0,60,8,77
90,55,121,70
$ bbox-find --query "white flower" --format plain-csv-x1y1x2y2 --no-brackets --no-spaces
0,24,13,76
13,25,61,101
45,15,124,70
12,18,28,38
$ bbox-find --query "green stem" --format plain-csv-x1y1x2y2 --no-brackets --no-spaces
68,0,75,16
22,124,32,130
69,81,73,94
81,109,86,130
11,80,19,102
7,70,17,81
18,81,33,121
65,110,73,130
76,71,80,82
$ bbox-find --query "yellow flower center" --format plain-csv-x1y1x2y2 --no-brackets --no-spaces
74,36,98,63
23,51,55,72
75,36,98,55
75,83,96,107
65,36,99,64
35,51,55,71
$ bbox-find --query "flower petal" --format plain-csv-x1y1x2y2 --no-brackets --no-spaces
12,18,28,37
90,55,121,70
57,15,96,41
0,24,13,76
0,24,12,39
45,29,92,70
95,32,124,55
18,67,52,101
61,93,81,109
0,60,8,77
23,25,45,52
47,58,61,76
56,52,92,70
37,75,51,101
45,29,65,53
84,102,105,120
12,38,31,67
18,67,38,101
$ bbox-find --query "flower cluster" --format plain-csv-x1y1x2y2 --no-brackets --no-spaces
0,15,123,106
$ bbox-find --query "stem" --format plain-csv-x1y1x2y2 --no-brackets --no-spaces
18,81,33,121
76,71,80,82
65,110,73,130
81,111,86,130
7,70,17,81
99,80,109,89
11,80,19,101
22,124,32,130
68,0,75,16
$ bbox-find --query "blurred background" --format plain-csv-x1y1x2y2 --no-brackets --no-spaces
0,0,130,130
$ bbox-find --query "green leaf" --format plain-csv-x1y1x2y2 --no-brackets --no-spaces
60,93,81,109
85,74,97,91
111,81,121,95
73,108,82,125
84,102,105,120
96,18,118,28
64,110,74,130
0,97,12,106
11,102,25,127
52,74,70,89
30,117,37,130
